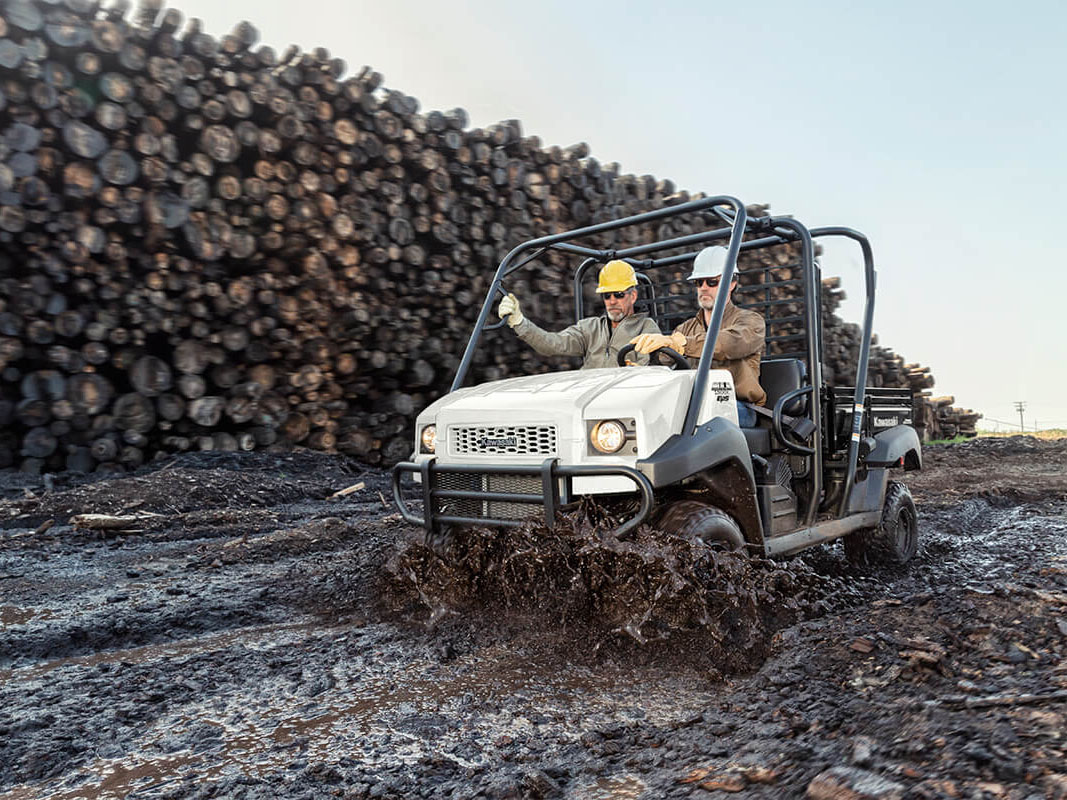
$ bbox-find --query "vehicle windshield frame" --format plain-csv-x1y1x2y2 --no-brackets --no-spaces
450,197,747,423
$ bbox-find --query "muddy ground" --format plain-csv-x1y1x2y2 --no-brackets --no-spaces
0,436,1065,800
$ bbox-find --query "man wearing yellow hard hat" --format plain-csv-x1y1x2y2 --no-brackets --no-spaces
497,260,661,368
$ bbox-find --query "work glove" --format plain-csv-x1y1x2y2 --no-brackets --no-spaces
497,293,524,328
631,331,685,355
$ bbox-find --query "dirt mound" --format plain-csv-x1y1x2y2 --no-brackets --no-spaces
14,450,368,519
925,434,1067,462
380,502,843,674
911,434,1067,506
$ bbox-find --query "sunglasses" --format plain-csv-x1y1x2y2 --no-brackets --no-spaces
603,291,631,299
695,277,722,288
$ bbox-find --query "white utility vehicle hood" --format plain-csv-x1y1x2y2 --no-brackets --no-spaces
415,366,738,481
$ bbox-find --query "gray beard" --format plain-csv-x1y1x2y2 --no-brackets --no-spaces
606,308,626,323
698,296,716,311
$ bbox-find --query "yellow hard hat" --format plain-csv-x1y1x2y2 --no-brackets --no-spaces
596,260,638,294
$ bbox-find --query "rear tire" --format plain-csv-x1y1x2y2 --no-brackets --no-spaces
844,481,918,566
653,500,745,551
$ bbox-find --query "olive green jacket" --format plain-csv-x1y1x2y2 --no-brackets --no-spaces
672,303,767,405
512,313,661,369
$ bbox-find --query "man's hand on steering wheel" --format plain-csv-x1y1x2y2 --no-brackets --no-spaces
616,342,690,370
630,332,686,356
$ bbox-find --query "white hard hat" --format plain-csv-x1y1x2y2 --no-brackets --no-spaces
687,246,729,282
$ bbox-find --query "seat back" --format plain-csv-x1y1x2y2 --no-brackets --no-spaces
759,358,808,416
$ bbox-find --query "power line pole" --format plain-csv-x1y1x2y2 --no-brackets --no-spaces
1014,401,1027,432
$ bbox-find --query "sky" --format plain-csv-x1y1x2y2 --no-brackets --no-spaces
168,0,1067,432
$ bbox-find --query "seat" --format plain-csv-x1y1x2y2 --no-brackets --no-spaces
759,358,808,417
744,358,813,474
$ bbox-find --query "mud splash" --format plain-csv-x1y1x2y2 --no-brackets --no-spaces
381,502,841,674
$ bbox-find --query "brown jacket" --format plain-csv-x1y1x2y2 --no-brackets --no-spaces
672,303,767,406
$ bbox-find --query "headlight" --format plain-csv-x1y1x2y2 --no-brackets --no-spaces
590,420,626,454
419,424,437,454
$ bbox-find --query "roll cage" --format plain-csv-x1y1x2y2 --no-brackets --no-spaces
449,196,878,522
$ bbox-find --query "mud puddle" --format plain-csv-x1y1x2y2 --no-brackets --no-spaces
0,606,53,627
1,618,726,800
0,617,337,683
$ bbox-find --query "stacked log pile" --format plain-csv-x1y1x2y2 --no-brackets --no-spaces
913,396,981,441
0,1,971,472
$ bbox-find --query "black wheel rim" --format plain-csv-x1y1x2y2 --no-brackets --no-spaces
891,503,917,555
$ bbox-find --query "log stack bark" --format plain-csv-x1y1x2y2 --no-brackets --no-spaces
912,396,981,441
0,1,974,472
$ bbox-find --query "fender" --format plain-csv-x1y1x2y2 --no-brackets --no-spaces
866,425,922,470
636,417,764,545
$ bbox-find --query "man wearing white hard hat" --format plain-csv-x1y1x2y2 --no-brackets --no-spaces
630,245,766,423
497,259,660,369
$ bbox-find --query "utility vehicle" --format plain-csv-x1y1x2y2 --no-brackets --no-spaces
392,197,921,564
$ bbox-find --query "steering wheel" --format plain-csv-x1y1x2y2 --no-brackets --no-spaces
616,343,690,370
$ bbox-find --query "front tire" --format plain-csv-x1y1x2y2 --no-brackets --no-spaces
653,500,745,551
844,481,918,566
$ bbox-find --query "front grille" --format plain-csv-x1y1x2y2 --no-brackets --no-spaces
434,472,543,521
449,425,557,456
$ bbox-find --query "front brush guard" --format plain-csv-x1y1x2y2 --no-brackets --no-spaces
392,458,654,539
